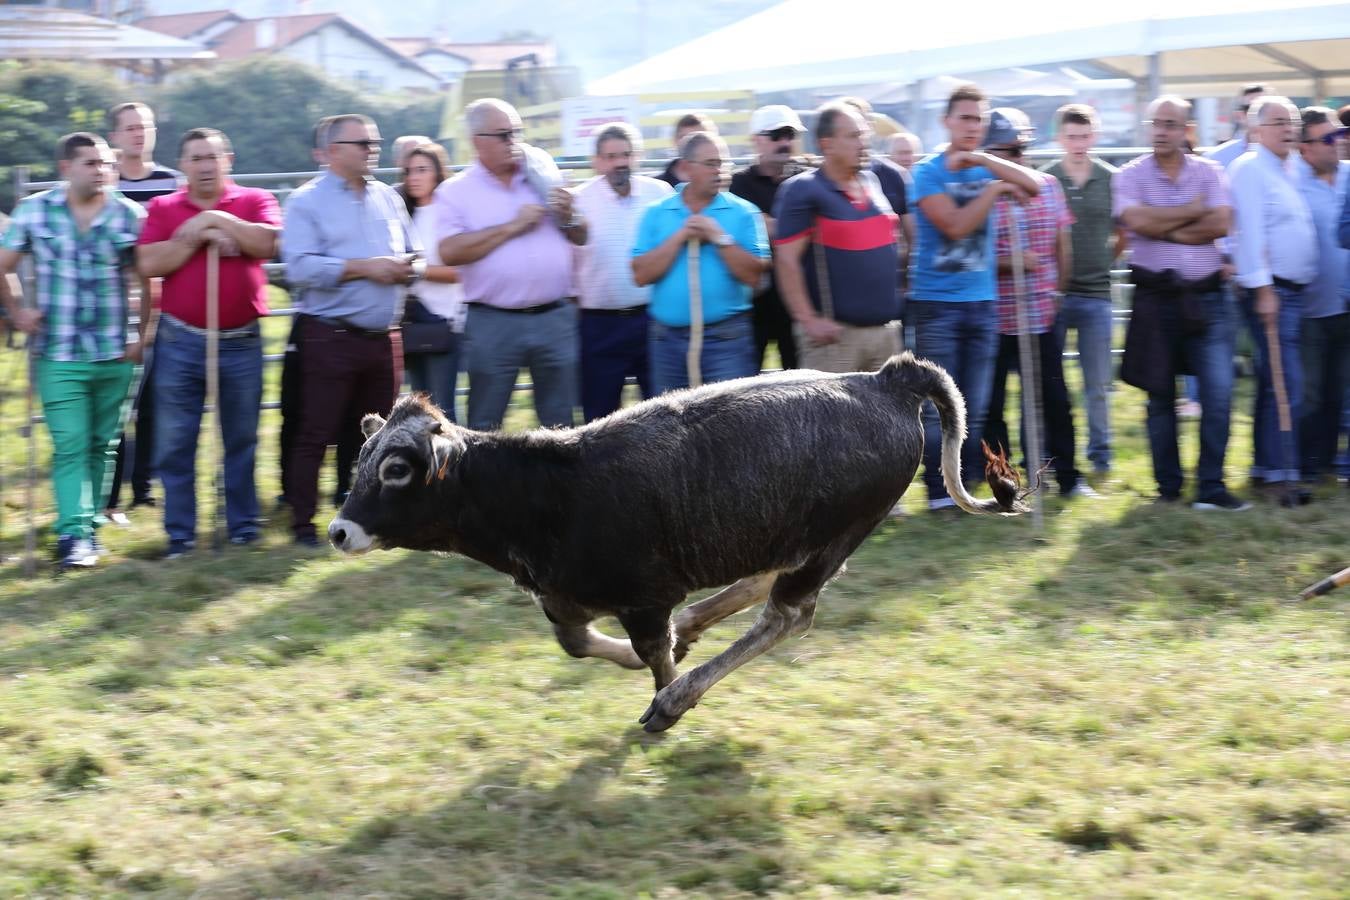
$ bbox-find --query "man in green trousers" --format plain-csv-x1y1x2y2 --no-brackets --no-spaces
0,132,146,570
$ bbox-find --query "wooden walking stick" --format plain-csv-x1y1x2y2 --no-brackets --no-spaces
22,335,36,576
1296,565,1350,601
1009,203,1045,535
206,243,224,551
1261,311,1301,508
686,238,703,388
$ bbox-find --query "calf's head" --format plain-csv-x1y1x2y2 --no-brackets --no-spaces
328,395,464,554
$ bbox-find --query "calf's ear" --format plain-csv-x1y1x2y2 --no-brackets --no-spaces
361,413,386,440
426,426,462,484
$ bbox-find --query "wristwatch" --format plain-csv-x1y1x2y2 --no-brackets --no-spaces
410,258,427,282
714,231,735,248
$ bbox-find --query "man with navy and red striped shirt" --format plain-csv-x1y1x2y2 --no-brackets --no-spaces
772,102,901,373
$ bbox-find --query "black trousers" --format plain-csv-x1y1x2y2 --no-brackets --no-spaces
106,358,156,508
751,287,797,371
985,330,1081,494
278,315,361,507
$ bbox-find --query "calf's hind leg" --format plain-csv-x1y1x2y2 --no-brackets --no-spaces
639,561,831,733
672,572,778,663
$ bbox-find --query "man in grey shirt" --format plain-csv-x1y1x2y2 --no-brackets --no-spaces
281,113,421,546
1042,103,1123,478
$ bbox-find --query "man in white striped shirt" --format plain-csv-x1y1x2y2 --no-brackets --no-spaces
1230,95,1318,499
573,123,673,421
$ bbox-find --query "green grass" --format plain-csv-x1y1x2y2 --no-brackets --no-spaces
0,324,1346,897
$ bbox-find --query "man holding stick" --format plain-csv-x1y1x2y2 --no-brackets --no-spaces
0,133,145,570
633,132,768,394
1230,96,1318,505
137,127,280,558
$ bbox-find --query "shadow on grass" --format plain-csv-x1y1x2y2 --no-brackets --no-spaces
1008,492,1350,629
0,541,320,672
188,730,789,898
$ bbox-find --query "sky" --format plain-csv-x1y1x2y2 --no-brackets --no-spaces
139,0,781,80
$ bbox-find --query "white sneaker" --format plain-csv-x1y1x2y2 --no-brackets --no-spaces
928,497,957,511
1065,482,1102,499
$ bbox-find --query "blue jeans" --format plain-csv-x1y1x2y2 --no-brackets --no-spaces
649,312,757,395
1241,285,1304,483
1055,294,1114,471
405,337,460,423
1144,288,1237,499
910,299,999,500
153,314,263,544
463,303,577,431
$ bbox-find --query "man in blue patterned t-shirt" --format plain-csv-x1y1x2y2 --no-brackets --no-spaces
0,132,145,570
910,84,1042,513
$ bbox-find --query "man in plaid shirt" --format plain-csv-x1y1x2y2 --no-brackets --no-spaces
0,132,146,570
981,109,1096,498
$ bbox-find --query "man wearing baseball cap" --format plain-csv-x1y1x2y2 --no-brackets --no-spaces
981,107,1096,499
730,104,807,370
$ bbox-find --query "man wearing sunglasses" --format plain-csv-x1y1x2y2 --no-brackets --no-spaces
282,113,421,548
1294,107,1349,486
436,98,586,432
0,132,146,570
1230,96,1317,503
729,104,807,371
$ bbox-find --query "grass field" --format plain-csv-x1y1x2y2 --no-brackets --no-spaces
0,315,1347,898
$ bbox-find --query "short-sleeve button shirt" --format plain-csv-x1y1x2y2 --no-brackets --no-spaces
1,186,144,362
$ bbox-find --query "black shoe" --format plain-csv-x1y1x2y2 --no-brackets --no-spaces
294,533,322,549
1192,489,1252,512
130,495,157,509
229,531,260,547
164,539,195,560
1154,492,1181,505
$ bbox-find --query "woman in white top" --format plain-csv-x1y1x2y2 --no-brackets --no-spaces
401,142,465,418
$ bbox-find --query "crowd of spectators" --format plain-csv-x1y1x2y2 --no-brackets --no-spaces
1,82,1347,568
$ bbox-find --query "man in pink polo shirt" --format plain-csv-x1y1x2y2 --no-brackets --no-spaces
436,98,588,431
136,127,281,557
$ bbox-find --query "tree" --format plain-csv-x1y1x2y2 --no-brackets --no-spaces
158,57,445,178
0,60,126,211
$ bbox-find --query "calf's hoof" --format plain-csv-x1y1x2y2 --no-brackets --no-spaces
639,690,693,733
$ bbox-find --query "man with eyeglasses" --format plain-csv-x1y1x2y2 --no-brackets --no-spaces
730,104,807,371
436,98,586,432
1296,107,1350,485
1114,96,1246,510
981,108,1095,500
282,113,421,548
573,122,673,421
909,83,1042,513
1230,96,1318,503
633,132,769,394
773,103,900,374
0,132,146,570
1208,84,1267,170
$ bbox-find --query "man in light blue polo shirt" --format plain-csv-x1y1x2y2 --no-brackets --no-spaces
633,132,769,394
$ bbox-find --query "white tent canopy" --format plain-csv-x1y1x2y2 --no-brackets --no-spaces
589,0,1350,100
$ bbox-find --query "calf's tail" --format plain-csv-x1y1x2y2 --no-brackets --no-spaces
880,352,1025,515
